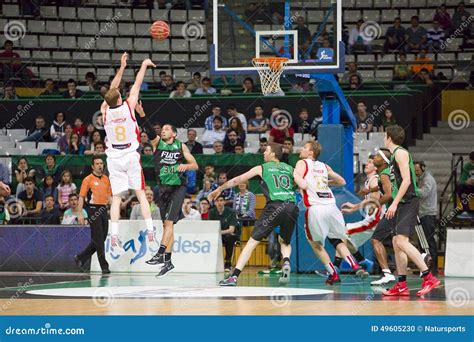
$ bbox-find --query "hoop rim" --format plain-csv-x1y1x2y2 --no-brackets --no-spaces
252,57,289,64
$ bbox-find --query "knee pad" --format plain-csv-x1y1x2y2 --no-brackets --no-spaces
328,238,343,249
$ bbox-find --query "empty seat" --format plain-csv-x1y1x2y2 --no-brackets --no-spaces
52,51,70,60
96,37,114,50
118,23,135,36
373,0,390,8
20,35,39,48
152,53,170,62
116,8,131,21
435,68,452,78
345,55,356,63
136,23,151,36
0,142,17,149
92,52,111,60
392,0,408,8
73,51,91,61
188,10,205,22
0,148,21,156
77,8,95,20
7,129,27,137
190,54,208,62
40,35,58,49
32,50,50,59
96,8,113,20
16,50,30,59
39,67,58,79
64,21,82,34
375,69,393,79
152,39,170,51
58,6,76,19
437,53,455,61
0,136,12,142
134,38,152,51
46,21,64,34
357,54,375,62
362,10,380,22
410,0,426,7
17,141,37,150
133,9,151,21
171,39,189,52
82,22,100,36
102,22,118,36
419,8,436,22
356,0,372,7
400,9,418,22
170,10,187,22
110,53,124,61
173,69,188,80
379,54,395,62
40,6,57,18
115,37,133,50
97,68,115,81
458,53,472,61
58,67,78,81
359,70,375,79
28,20,46,33
344,10,362,23
447,38,463,51
2,4,20,17
58,36,77,49
381,10,399,23
151,9,168,21
170,54,189,62
132,53,150,61
190,40,207,52
38,142,60,151
307,10,325,23
77,68,96,78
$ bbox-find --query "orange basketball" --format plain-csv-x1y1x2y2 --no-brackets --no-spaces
150,21,170,40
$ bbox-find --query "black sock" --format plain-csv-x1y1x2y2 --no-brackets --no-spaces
231,268,241,278
283,257,290,264
165,252,171,262
421,269,430,278
353,251,365,263
334,257,343,268
398,275,407,282
158,244,167,255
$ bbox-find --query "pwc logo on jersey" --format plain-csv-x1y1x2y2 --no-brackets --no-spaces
160,151,181,164
111,117,127,124
316,48,334,63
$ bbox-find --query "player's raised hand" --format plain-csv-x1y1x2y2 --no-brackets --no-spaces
142,59,156,68
120,52,128,68
208,188,222,202
341,202,357,213
135,100,146,117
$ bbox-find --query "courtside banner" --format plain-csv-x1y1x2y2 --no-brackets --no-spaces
0,316,472,341
90,220,224,273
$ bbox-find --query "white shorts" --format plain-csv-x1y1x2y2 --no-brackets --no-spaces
346,206,384,249
107,151,144,195
304,203,347,242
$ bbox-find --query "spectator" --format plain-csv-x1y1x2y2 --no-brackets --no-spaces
295,16,312,46
182,196,201,220
233,181,256,220
94,142,106,155
22,115,50,142
227,104,248,131
40,194,61,224
124,196,139,219
292,108,311,134
414,68,434,86
50,112,67,142
355,101,373,133
349,74,363,90
229,117,246,143
211,172,234,206
153,122,162,138
205,106,228,130
234,144,245,155
0,196,10,224
223,129,243,153
137,131,149,154
383,17,406,53
414,161,438,275
393,52,411,81
213,141,224,155
0,160,9,190
66,133,85,155
348,19,373,54
82,124,95,147
170,81,191,98
187,72,202,91
184,129,203,154
209,195,239,271
41,175,58,203
41,154,62,183
57,170,77,210
40,79,59,96
451,2,472,38
195,77,217,95
269,118,294,144
17,177,43,218
282,137,294,155
427,20,445,52
58,124,73,154
199,198,211,220
160,74,175,94
62,79,84,99
202,116,226,147
310,104,323,139
288,82,305,94
0,40,31,82
62,193,88,224
85,72,99,91
434,4,452,31
248,105,270,134
381,109,397,132
72,118,86,137
2,84,18,100
342,62,363,83
130,188,160,220
242,77,256,93
142,143,154,156
195,164,216,203
405,16,428,52
15,158,36,195
258,137,268,153
84,130,103,155
456,151,474,218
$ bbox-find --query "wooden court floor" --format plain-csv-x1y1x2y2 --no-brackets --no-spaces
0,269,472,315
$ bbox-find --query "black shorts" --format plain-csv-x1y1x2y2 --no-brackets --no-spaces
158,185,186,224
372,216,394,244
393,199,419,237
251,201,299,245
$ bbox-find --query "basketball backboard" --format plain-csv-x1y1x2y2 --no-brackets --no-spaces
211,0,343,75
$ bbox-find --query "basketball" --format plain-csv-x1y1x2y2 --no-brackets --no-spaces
150,21,170,40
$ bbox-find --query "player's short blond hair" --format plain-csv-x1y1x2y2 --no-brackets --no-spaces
104,88,121,107
306,141,322,159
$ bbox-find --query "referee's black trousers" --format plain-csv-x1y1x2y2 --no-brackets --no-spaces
77,205,109,270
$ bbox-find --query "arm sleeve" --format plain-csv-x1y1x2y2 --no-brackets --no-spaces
136,116,157,140
79,177,90,198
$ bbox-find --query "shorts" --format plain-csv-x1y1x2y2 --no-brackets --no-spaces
107,151,144,195
158,185,186,224
346,206,384,249
305,203,347,243
372,216,394,244
251,201,299,245
393,198,419,236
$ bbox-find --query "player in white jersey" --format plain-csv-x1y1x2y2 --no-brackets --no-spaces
294,141,368,285
100,53,156,247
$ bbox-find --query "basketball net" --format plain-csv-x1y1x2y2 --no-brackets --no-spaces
252,57,288,95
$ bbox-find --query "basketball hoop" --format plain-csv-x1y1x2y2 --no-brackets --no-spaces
252,57,289,95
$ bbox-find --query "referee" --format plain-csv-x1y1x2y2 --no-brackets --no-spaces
74,156,112,274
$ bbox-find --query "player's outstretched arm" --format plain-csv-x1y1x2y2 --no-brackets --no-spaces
135,101,160,147
128,59,156,108
208,166,262,202
326,164,346,186
100,52,128,114
293,160,308,190
178,144,199,172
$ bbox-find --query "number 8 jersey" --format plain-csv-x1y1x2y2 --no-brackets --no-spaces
302,159,335,206
103,100,140,158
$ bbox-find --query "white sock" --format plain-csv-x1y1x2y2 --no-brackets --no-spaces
111,222,119,235
324,263,336,275
382,269,392,274
144,218,153,232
